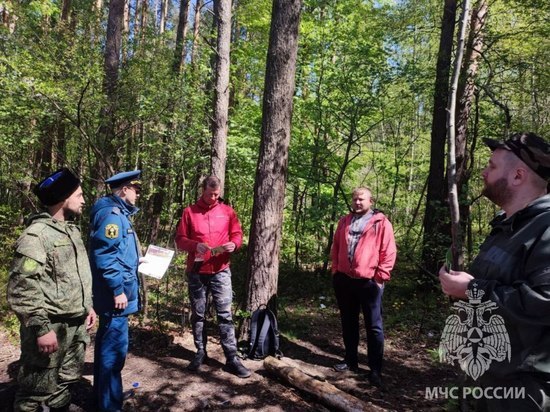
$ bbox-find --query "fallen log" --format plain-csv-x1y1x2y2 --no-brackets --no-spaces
264,356,370,412
277,357,327,381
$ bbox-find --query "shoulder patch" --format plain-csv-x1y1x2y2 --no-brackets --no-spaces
22,257,40,274
105,224,119,239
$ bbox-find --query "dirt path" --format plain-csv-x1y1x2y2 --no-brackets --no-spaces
0,311,457,412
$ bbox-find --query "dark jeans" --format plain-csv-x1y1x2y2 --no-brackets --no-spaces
188,268,237,359
333,271,384,374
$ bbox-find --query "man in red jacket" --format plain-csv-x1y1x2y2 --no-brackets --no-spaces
331,187,397,387
175,176,251,378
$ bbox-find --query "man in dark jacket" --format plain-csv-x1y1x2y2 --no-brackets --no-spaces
8,168,96,412
90,170,142,411
440,132,550,411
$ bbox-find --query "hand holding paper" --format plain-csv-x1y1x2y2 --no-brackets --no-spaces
211,246,226,256
138,245,175,279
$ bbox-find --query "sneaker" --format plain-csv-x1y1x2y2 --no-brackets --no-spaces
187,350,207,372
368,370,383,387
333,362,358,373
225,357,251,378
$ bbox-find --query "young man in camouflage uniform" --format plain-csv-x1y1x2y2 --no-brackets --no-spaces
7,168,96,412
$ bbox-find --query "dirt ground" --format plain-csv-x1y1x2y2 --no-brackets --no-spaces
0,309,458,412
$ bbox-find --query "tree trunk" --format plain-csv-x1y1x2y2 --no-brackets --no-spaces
56,121,66,169
447,0,472,271
38,124,54,176
96,0,124,180
103,0,123,121
123,0,129,33
122,0,130,63
455,0,488,265
190,0,203,65
91,0,104,46
245,0,302,316
60,0,72,24
1,3,9,28
421,0,457,275
173,0,190,74
210,0,232,195
455,0,488,187
135,0,148,45
159,0,167,34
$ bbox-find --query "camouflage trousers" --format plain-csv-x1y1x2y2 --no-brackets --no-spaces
187,268,238,359
14,317,89,412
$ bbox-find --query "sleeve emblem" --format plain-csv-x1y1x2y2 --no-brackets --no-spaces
105,224,119,239
22,257,39,274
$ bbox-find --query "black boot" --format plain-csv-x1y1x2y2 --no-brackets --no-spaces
187,350,207,372
368,370,383,387
225,357,251,378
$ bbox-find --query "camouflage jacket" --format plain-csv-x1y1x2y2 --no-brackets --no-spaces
7,212,93,336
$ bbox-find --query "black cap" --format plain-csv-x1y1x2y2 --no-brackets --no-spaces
33,168,81,206
483,132,550,181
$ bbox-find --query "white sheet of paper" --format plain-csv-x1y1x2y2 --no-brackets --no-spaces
138,245,175,279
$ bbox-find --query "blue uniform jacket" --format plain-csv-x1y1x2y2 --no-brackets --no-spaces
89,195,140,317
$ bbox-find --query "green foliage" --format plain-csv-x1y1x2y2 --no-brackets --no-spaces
384,269,450,337
427,347,444,364
2,313,20,342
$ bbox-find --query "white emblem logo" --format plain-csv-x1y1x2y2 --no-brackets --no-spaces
439,283,511,380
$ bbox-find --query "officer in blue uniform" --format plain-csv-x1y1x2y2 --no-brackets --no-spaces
89,170,142,412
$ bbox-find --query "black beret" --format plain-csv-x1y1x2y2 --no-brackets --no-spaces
33,168,81,206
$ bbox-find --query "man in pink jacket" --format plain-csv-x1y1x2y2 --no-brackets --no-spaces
331,187,397,387
175,176,251,378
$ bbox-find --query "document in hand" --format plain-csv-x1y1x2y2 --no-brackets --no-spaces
138,245,175,279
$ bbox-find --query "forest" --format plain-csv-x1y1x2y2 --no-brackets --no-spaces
0,0,549,410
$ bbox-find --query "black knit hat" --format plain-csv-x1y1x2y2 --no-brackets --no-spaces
33,168,81,206
483,132,550,181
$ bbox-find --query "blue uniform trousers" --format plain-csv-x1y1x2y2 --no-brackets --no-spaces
333,272,385,373
94,315,128,412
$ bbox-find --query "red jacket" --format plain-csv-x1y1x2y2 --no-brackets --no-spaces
175,198,243,274
330,210,396,282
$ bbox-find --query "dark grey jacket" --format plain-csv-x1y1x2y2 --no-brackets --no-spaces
469,194,550,378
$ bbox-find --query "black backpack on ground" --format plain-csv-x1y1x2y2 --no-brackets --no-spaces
247,306,283,360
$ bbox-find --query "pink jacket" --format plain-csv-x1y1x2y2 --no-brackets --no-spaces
175,198,243,274
331,211,397,282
